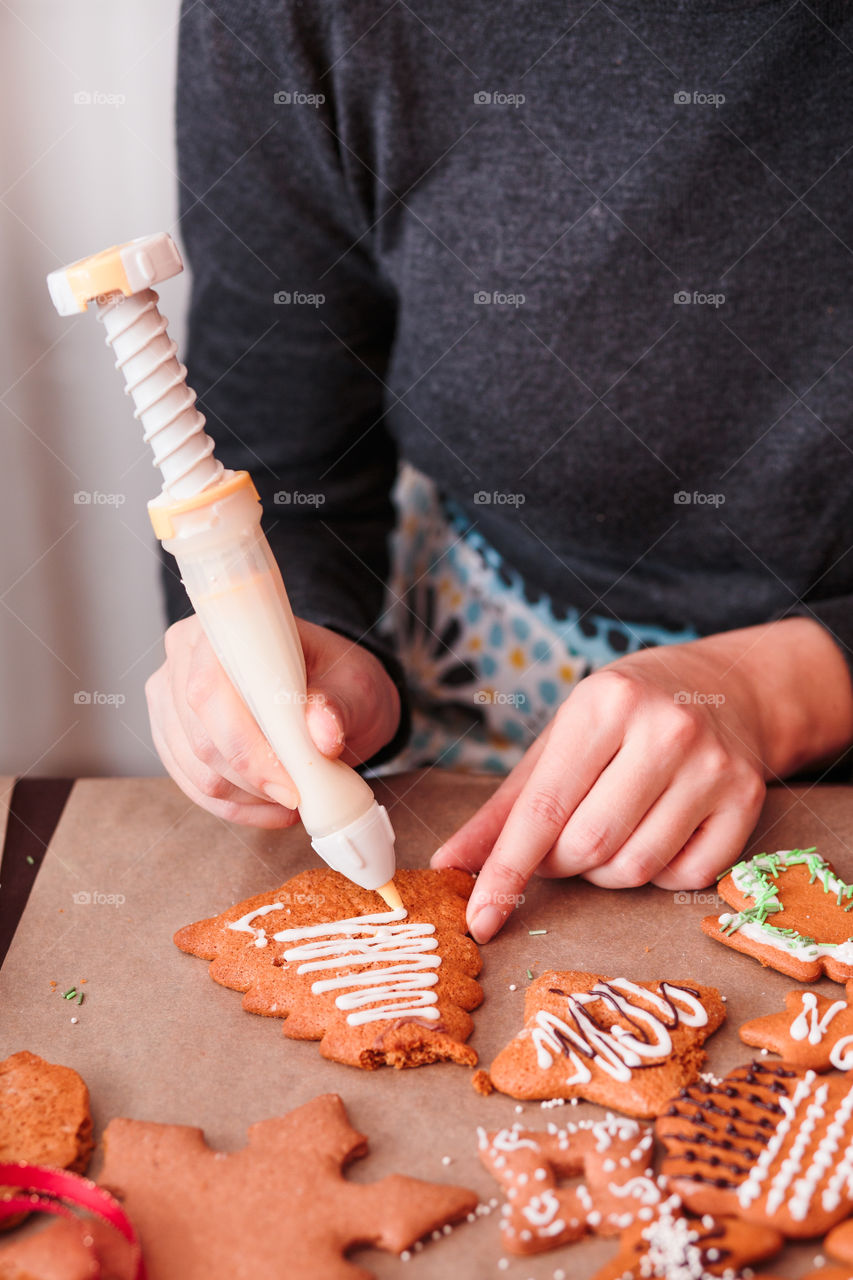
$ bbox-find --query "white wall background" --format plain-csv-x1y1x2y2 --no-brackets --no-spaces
1,2,187,777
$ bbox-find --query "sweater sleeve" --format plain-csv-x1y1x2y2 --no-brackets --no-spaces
162,0,410,766
787,597,853,670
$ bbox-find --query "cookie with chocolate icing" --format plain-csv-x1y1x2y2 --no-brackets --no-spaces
481,970,726,1117
174,867,482,1069
657,1060,853,1237
703,848,853,983
592,1196,784,1280
478,1114,664,1254
740,982,853,1072
99,1093,478,1279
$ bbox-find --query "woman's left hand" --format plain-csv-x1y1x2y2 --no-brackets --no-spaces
431,618,853,942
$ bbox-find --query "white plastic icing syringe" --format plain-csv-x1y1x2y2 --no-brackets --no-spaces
47,232,401,910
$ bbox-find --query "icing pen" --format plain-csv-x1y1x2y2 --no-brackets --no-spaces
47,233,402,911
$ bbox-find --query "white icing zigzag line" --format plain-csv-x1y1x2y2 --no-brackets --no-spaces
790,992,847,1045
530,981,710,1085
831,1036,853,1071
228,906,441,1027
737,1071,853,1221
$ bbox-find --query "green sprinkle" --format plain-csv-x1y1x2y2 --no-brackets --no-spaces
838,888,844,906
77,992,84,1006
25,855,33,866
528,929,547,936
62,988,76,1000
844,901,853,912
526,969,534,980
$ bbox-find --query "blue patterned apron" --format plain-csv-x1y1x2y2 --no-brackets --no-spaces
375,464,697,774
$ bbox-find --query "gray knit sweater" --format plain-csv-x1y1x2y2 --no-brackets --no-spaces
166,0,853,762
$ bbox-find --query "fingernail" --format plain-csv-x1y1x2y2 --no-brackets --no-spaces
264,782,300,810
429,846,446,867
309,704,344,753
323,706,345,746
469,903,506,944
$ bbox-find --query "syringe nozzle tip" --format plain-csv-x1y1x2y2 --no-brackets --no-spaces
376,879,403,911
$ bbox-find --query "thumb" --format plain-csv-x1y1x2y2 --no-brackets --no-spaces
304,687,347,759
295,618,400,765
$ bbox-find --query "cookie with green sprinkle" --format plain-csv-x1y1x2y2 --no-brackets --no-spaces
702,848,853,983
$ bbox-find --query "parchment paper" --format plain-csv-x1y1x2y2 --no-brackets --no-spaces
1,770,852,1277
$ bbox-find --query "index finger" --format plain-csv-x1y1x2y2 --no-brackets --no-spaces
467,684,622,941
177,626,300,807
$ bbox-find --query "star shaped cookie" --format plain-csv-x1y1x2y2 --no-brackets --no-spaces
100,1093,478,1279
740,982,853,1071
482,970,725,1117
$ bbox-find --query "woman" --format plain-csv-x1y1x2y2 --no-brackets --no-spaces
146,0,853,943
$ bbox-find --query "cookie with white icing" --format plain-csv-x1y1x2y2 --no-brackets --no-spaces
174,867,482,1069
592,1195,784,1280
481,970,726,1117
740,982,853,1071
657,1060,853,1238
703,848,853,982
478,1114,664,1254
99,1094,478,1279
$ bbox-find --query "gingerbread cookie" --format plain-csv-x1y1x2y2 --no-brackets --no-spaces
801,1219,853,1280
99,1093,478,1278
483,971,726,1116
0,1051,93,1175
479,1114,664,1254
592,1196,784,1280
740,982,853,1071
703,848,853,982
174,867,482,1069
657,1060,853,1237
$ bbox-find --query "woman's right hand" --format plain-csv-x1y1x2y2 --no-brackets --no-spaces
145,613,401,828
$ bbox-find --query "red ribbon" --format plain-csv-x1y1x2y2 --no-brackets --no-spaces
0,1162,145,1278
